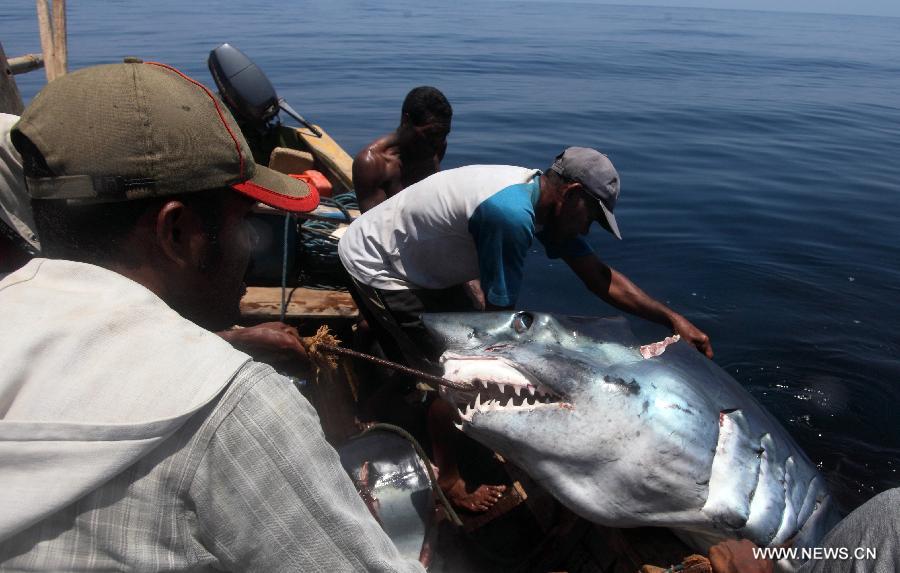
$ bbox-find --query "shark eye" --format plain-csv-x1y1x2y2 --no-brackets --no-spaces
512,311,534,334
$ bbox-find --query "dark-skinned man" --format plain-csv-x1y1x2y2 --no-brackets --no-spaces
0,61,423,571
352,86,452,213
339,148,712,512
1,112,317,371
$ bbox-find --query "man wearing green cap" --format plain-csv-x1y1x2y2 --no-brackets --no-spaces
0,61,423,571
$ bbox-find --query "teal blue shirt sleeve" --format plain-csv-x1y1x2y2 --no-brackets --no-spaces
467,184,536,307
535,230,594,260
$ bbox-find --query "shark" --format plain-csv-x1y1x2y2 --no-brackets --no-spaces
422,311,840,564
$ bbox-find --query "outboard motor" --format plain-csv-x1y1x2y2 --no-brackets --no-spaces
207,43,322,285
208,43,321,136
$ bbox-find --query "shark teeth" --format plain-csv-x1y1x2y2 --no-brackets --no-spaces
456,406,473,424
440,356,561,400
456,395,575,428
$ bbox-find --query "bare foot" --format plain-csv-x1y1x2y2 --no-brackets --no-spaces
441,478,507,513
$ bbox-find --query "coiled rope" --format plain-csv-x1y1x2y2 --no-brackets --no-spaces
298,192,358,290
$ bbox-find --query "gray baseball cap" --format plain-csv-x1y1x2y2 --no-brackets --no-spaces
551,147,621,239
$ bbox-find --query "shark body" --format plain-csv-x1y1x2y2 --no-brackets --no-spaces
423,311,840,558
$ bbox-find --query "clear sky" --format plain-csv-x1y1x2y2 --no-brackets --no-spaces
613,0,900,17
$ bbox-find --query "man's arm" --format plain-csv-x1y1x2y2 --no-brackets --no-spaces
188,365,424,572
563,253,713,358
352,149,389,213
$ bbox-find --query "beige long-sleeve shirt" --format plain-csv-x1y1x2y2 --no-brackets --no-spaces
1,361,424,572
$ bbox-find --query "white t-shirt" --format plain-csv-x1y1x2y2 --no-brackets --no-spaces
339,165,538,292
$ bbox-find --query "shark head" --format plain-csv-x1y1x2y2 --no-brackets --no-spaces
422,311,839,551
423,311,701,522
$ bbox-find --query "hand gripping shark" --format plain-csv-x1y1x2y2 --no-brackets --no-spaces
422,311,840,566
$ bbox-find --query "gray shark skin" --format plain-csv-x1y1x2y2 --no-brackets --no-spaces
422,311,840,559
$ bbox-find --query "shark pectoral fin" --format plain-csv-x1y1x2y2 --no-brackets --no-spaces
701,409,761,529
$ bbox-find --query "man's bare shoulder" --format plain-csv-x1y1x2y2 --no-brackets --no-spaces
354,135,401,172
353,134,404,210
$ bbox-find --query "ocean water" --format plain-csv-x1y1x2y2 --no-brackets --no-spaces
3,0,899,513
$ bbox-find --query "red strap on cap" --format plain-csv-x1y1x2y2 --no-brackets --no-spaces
232,180,320,213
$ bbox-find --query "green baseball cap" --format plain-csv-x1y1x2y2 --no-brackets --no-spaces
13,61,319,213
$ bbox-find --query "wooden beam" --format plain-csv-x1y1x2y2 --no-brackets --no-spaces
0,42,24,115
8,54,44,76
240,287,358,320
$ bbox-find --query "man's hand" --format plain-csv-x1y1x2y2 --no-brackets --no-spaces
709,540,773,573
671,313,714,359
218,322,309,369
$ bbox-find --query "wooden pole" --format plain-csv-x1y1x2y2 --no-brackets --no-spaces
8,54,44,76
52,0,67,76
36,0,67,81
36,0,55,81
0,42,25,115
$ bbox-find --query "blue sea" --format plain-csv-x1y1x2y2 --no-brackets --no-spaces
4,0,899,513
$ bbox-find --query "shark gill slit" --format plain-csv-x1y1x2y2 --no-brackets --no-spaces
702,409,763,529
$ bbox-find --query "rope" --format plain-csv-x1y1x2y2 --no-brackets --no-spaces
302,325,360,403
311,342,470,392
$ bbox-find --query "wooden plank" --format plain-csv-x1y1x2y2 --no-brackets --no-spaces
0,42,25,115
253,202,359,224
295,125,354,192
240,286,358,320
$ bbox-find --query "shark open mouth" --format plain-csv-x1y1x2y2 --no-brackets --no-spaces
440,354,573,426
